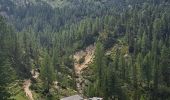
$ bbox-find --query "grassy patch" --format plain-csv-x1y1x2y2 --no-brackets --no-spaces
12,91,28,100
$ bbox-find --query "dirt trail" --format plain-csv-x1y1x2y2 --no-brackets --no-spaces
74,45,95,94
23,69,39,100
23,79,34,100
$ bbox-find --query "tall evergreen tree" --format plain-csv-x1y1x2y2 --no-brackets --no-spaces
93,42,105,96
40,53,56,93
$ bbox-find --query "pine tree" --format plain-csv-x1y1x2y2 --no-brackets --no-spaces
143,52,152,87
40,53,56,93
152,25,159,100
93,42,105,96
160,45,170,87
141,32,148,55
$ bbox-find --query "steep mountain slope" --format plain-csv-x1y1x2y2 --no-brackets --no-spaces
0,0,170,100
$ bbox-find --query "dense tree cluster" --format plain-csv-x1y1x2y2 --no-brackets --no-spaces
0,16,16,99
86,1,170,100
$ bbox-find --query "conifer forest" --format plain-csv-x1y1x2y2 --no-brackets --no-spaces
0,0,170,100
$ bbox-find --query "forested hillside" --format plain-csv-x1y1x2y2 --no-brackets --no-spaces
0,0,170,100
